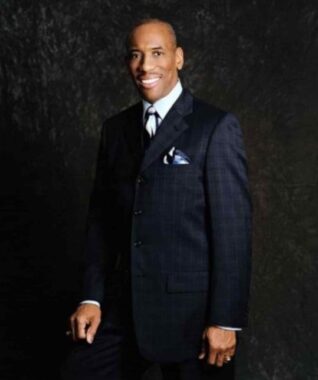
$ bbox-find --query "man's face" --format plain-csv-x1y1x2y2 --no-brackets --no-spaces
127,22,184,103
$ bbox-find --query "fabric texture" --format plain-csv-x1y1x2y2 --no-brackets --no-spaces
81,88,252,362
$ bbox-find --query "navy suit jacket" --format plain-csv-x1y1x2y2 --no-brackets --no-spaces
82,89,252,362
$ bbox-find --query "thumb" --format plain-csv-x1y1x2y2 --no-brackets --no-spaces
198,330,206,359
86,319,100,344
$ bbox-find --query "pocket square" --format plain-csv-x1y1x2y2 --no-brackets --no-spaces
163,147,191,165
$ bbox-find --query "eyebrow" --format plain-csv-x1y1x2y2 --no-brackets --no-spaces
129,46,164,52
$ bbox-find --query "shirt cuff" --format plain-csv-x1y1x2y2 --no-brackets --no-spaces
80,300,101,308
216,325,242,331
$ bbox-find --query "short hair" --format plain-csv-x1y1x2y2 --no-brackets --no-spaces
126,18,178,51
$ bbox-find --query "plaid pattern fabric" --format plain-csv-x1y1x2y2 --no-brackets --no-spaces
82,89,252,362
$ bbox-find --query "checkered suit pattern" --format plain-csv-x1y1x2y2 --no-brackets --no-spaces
82,89,252,362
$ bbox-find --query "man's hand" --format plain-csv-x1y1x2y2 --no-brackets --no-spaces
68,303,101,344
198,326,236,367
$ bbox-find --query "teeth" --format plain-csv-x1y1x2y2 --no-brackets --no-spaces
141,78,160,84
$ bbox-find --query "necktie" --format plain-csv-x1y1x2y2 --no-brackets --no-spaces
144,105,159,138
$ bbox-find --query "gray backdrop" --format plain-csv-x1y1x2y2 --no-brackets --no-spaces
1,1,317,379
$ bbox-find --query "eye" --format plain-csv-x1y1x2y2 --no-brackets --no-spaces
153,51,163,57
129,51,140,60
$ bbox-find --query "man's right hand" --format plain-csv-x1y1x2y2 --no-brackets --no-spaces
69,303,101,344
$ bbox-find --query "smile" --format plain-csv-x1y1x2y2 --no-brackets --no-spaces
138,77,161,89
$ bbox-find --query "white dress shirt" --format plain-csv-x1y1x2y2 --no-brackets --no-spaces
142,79,183,127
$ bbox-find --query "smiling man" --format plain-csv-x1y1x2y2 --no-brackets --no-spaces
61,19,252,380
127,21,184,103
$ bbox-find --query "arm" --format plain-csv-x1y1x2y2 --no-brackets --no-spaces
205,112,252,327
69,123,110,343
199,112,252,365
81,123,110,304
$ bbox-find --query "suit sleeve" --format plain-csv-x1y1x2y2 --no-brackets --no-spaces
81,123,110,305
205,112,252,328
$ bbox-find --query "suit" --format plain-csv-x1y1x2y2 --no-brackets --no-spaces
80,87,252,365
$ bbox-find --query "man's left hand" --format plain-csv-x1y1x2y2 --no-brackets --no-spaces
198,326,236,367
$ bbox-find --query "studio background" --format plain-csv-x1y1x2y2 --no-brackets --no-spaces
1,1,317,379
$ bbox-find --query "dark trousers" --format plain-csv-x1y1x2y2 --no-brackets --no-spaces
60,313,235,380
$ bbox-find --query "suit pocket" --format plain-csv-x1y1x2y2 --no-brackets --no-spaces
166,272,209,293
160,162,194,169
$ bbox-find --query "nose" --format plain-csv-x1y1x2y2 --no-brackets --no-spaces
138,53,154,73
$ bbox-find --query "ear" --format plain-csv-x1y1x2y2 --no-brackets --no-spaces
175,47,184,70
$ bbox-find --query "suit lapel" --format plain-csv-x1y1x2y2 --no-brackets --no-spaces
140,89,194,173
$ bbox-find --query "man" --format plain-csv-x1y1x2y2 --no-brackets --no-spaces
61,18,252,380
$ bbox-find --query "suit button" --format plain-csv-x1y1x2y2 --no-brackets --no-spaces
134,210,143,215
133,240,142,247
137,176,145,184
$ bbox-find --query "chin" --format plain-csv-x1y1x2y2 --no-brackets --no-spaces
140,90,161,103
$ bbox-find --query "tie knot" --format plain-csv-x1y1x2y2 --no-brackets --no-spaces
146,105,157,118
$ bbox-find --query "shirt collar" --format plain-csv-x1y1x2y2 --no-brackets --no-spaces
142,80,183,122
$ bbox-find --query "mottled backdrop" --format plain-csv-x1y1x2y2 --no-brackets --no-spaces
0,1,317,379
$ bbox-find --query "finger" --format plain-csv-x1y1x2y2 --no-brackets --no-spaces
216,353,225,367
198,341,206,359
224,351,233,360
207,347,218,365
76,320,88,340
224,354,233,366
86,319,100,344
70,317,77,341
222,346,235,364
198,350,206,359
198,330,206,359
66,318,72,338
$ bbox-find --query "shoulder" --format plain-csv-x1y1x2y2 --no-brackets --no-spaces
192,95,230,118
102,102,142,130
190,94,238,126
188,94,242,140
193,96,228,120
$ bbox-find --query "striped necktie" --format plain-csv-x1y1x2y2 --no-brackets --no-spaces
144,105,159,138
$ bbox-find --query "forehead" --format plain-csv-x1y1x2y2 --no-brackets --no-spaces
129,23,174,49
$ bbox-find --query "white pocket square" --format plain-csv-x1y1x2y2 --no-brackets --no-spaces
163,147,191,165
